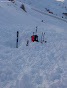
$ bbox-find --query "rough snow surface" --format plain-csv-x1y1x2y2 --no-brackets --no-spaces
0,0,67,88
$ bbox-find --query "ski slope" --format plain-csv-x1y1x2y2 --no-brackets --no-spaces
0,0,67,88
20,0,67,19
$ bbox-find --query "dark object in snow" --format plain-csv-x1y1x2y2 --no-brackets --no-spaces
31,28,38,42
31,35,38,42
9,0,15,3
42,20,43,22
62,16,63,18
45,8,53,14
63,13,67,16
26,40,29,46
20,4,26,12
49,11,53,14
41,20,45,23
9,0,14,1
45,41,47,43
16,31,19,48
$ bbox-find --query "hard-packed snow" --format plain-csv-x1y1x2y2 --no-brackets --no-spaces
0,0,67,88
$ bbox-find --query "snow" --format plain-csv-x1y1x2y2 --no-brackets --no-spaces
20,0,67,19
57,0,64,2
0,0,67,88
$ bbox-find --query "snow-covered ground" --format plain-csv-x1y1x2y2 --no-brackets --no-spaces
20,0,67,19
0,0,67,88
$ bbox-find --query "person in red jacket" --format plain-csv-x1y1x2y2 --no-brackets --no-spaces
31,32,38,42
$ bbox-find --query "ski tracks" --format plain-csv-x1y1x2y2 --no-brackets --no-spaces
31,8,67,23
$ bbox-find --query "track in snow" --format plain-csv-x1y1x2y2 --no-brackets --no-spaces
31,8,67,23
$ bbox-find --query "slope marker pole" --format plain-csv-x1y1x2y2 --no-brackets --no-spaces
16,31,19,48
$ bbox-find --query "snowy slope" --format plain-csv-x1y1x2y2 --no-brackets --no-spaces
0,0,67,88
20,0,67,19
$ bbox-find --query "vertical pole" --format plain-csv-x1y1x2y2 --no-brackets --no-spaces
33,32,34,42
16,31,19,48
33,32,34,35
36,26,37,35
26,40,29,46
41,32,43,43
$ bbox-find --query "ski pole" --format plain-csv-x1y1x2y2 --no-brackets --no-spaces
16,31,19,48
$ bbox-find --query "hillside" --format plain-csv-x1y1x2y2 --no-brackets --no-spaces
20,0,67,19
0,0,67,88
